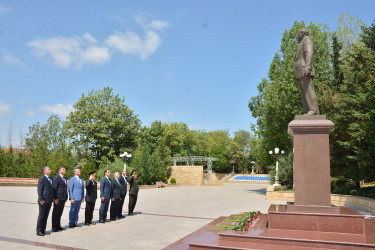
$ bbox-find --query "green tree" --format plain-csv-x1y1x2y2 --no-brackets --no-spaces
65,87,141,166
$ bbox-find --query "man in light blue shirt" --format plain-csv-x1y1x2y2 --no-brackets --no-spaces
68,168,85,228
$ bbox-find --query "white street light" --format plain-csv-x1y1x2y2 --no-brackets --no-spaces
269,147,285,186
250,161,256,174
120,152,132,170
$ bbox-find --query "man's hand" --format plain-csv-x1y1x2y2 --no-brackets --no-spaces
111,198,115,202
39,200,45,205
71,199,75,204
54,199,59,205
82,198,85,203
101,197,104,201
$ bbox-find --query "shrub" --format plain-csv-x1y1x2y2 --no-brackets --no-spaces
164,177,169,184
331,176,356,195
350,189,358,196
170,178,176,184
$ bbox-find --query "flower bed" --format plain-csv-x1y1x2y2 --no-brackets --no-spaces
215,211,262,231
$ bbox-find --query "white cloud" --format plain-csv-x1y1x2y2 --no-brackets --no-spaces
152,112,174,119
25,110,35,116
3,53,27,68
28,33,110,70
105,29,162,60
40,104,74,116
149,20,169,30
0,6,10,15
0,102,11,116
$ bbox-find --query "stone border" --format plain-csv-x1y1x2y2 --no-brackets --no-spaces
266,185,375,213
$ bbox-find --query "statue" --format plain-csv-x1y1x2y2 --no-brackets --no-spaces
294,28,320,115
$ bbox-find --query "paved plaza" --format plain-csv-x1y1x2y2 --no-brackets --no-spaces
0,183,373,250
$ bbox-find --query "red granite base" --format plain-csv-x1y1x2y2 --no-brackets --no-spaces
164,205,375,249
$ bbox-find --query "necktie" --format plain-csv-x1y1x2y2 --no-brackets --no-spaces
48,177,52,185
116,178,120,185
123,176,127,184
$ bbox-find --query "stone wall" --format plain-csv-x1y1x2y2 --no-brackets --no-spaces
266,185,375,213
170,166,203,186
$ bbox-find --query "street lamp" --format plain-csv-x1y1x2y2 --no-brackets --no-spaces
269,148,285,186
120,152,132,170
250,161,256,174
230,160,236,174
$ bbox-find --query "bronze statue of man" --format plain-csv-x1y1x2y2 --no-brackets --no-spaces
294,28,320,115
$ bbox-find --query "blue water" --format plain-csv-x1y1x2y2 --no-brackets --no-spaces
233,176,270,181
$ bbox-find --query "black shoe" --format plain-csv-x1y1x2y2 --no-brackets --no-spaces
89,221,96,225
69,225,75,228
84,222,90,226
74,224,82,227
52,228,58,232
57,227,65,231
105,219,111,223
118,215,125,219
110,218,116,221
99,220,105,223
36,231,45,236
42,231,50,235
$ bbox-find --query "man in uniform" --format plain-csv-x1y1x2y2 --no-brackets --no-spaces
128,170,139,216
52,166,68,232
36,166,53,236
85,171,97,225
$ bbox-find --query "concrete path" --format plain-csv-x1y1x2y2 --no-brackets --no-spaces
0,184,372,250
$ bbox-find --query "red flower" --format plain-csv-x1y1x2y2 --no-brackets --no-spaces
258,211,262,215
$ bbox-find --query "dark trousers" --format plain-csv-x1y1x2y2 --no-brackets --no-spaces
128,194,138,214
99,198,110,221
119,193,126,215
297,76,320,114
37,201,52,233
85,201,96,223
110,198,121,219
51,200,65,229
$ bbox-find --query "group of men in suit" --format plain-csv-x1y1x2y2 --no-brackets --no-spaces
36,167,139,236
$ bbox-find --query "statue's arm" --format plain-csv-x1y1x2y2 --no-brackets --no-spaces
303,38,314,73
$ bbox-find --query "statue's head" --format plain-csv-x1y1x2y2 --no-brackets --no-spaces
297,28,309,41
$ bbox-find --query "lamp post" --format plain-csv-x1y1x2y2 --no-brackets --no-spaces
269,148,285,186
251,161,255,174
230,160,236,174
120,152,132,170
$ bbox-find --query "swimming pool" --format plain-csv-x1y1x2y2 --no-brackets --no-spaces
229,175,270,182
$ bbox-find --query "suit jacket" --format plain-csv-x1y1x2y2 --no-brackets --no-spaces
85,179,97,202
128,176,139,196
118,175,127,195
100,176,112,199
52,175,68,201
37,175,53,203
68,176,85,201
294,36,315,80
111,178,121,199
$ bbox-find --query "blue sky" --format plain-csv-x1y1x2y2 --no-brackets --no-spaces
0,0,374,147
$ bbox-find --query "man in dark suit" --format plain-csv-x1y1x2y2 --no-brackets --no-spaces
85,171,97,225
294,28,320,115
99,169,111,223
51,166,68,232
36,166,53,236
128,170,139,216
110,172,122,220
118,169,127,218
